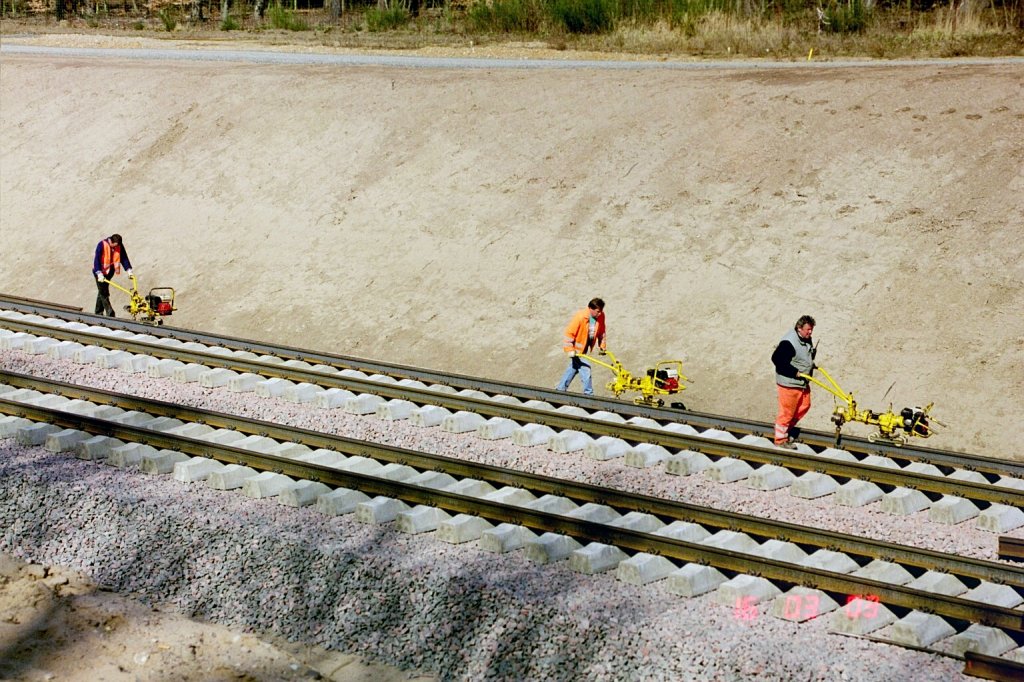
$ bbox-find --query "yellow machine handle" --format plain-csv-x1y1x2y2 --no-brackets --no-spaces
577,350,616,372
798,366,853,406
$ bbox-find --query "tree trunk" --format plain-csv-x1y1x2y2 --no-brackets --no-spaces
329,0,340,20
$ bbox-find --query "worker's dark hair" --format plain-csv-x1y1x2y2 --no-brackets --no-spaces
588,297,605,312
795,315,816,330
109,233,123,245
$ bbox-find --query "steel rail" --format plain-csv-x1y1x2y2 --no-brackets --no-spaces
2,399,1022,634
1,340,1021,510
2,379,1022,589
0,296,1017,473
963,651,1024,681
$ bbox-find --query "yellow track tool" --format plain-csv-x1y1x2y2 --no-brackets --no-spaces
102,274,177,326
579,350,688,408
799,366,937,446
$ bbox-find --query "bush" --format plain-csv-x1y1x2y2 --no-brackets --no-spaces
158,7,177,31
365,6,410,31
549,0,616,33
821,0,870,33
268,3,310,31
468,0,543,32
221,15,240,30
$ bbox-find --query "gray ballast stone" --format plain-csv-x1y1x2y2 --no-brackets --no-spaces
904,461,945,477
172,363,208,383
284,383,324,404
315,387,356,408
654,521,711,544
255,378,295,398
715,575,783,608
881,487,933,515
16,423,62,446
107,443,159,469
397,505,453,534
790,472,840,499
442,411,488,434
141,450,191,475
567,503,621,524
745,464,796,491
928,496,980,525
701,530,760,556
770,587,839,622
479,524,538,553
410,405,451,428
884,611,956,647
609,511,665,533
977,505,1024,533
199,368,238,388
242,472,295,499
817,447,858,462
377,463,419,482
346,394,387,415
476,417,519,440
947,625,1018,658
666,563,728,597
75,436,125,461
512,424,557,447
665,451,712,476
828,600,897,635
852,560,915,585
548,430,594,453
355,497,411,524
758,540,808,563
43,429,91,453
906,571,968,596
525,533,584,565
173,457,226,483
616,553,677,586
377,399,417,421
570,543,629,575
278,481,332,507
146,358,184,378
227,373,263,393
704,457,754,483
437,515,495,544
316,488,371,516
526,494,579,515
206,464,259,490
834,480,885,507
800,550,860,574
963,582,1024,609
624,444,671,468
585,436,631,461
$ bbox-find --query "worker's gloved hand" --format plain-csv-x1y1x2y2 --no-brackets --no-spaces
126,269,134,277
599,349,607,356
96,272,105,282
567,350,576,358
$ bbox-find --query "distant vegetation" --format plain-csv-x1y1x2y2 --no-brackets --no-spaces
2,0,1021,57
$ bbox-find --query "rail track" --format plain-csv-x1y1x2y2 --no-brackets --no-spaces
1,299,1022,524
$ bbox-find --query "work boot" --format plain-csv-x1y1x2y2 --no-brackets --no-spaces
775,441,798,450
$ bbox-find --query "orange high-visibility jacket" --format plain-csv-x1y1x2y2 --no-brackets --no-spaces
562,308,606,354
98,239,122,274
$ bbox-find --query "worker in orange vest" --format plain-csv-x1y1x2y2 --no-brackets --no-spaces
92,233,134,317
555,298,607,395
771,314,816,448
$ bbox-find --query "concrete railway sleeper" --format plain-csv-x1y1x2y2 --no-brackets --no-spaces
1,346,1022,530
2,389,1023,650
1,299,1020,477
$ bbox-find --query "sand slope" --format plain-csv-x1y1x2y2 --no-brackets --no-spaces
1,48,1022,457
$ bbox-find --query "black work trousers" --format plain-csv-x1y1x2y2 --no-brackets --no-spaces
94,277,115,317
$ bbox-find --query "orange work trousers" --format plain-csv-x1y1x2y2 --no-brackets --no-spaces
775,385,811,444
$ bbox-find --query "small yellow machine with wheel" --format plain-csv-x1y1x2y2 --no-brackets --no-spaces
799,366,938,445
102,274,177,326
579,350,688,408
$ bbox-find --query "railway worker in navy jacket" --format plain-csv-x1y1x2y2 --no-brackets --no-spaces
93,233,133,317
771,315,816,448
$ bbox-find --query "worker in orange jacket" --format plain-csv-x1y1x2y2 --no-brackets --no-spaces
92,233,134,317
555,298,606,395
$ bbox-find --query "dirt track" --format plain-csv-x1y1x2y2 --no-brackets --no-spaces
1,38,1022,459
